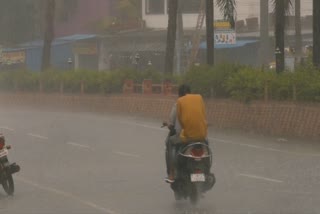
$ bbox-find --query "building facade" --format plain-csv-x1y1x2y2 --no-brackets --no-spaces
142,0,200,29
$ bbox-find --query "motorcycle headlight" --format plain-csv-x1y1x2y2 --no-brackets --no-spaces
0,134,5,150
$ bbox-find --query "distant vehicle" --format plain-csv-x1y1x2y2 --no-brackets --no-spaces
0,134,20,195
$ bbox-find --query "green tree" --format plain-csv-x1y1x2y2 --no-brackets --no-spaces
216,0,236,28
210,0,237,66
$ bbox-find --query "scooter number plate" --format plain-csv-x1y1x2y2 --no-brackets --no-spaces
0,149,8,158
191,173,205,182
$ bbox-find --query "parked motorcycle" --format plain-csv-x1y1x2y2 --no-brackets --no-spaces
0,134,20,195
162,122,215,204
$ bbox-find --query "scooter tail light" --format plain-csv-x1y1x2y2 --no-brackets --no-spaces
191,148,205,157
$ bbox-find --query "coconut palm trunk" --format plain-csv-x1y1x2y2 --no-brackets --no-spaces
275,0,285,73
295,0,302,57
165,0,178,74
41,0,55,72
206,0,214,65
313,0,320,67
260,0,269,66
176,0,184,74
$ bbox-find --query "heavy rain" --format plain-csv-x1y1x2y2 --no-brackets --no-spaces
0,0,319,214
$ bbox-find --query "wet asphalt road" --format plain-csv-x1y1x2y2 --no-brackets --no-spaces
0,107,320,214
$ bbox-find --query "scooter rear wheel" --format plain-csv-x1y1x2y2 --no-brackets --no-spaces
174,190,183,201
190,184,200,205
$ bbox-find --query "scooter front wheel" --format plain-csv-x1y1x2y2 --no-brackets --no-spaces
2,172,14,195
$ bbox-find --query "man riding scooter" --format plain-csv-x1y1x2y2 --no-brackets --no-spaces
165,84,208,183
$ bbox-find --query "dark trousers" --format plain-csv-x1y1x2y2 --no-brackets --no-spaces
165,134,180,175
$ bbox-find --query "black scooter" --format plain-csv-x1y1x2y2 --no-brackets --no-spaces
162,123,215,204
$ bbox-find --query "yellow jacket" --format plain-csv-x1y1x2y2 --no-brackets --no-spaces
176,94,208,142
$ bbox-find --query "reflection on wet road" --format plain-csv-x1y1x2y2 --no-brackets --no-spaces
0,107,320,214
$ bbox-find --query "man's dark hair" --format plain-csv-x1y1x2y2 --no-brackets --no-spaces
178,84,191,97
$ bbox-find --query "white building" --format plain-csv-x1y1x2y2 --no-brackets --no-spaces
142,0,200,29
142,0,313,30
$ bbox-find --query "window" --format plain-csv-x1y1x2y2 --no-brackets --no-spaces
181,0,200,14
164,0,200,14
145,0,165,14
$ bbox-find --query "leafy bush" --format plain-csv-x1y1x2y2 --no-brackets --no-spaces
183,63,243,98
226,67,266,102
0,68,178,94
1,63,320,103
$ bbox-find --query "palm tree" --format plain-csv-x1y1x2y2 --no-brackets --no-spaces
313,0,320,67
260,0,269,66
216,0,236,28
40,0,78,71
166,0,238,73
206,0,214,66
165,0,178,73
274,0,285,72
295,0,302,56
212,0,236,65
272,0,292,73
176,0,184,74
41,0,55,72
